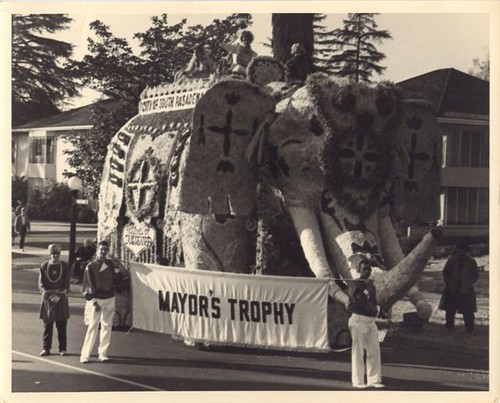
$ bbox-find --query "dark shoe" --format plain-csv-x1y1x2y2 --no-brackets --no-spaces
444,324,454,330
40,350,50,356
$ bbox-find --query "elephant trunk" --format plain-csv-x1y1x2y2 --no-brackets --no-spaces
288,206,350,306
373,229,441,311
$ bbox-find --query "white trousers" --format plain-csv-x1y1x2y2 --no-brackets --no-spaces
80,297,115,360
348,313,382,386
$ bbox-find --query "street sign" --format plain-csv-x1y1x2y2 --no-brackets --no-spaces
76,199,89,205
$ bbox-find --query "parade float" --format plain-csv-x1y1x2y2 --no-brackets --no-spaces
98,56,442,350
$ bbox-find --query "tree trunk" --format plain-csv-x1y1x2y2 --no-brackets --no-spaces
271,14,314,72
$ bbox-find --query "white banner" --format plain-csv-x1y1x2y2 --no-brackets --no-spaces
130,263,330,352
138,89,207,115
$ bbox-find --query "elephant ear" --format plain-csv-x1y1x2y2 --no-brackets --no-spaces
179,79,276,216
247,56,286,87
393,99,442,224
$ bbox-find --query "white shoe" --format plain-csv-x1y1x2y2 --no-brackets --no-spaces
98,355,109,362
80,358,89,363
368,383,386,389
353,384,367,389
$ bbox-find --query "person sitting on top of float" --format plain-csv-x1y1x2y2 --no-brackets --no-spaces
220,30,258,71
174,43,217,82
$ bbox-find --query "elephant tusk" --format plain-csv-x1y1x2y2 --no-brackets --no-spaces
288,206,350,306
378,213,434,319
374,229,441,311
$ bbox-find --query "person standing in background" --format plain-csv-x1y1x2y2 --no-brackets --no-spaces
15,207,31,252
12,207,17,246
439,241,480,333
39,244,71,356
72,239,96,283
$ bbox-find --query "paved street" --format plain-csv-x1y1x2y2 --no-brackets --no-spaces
5,221,490,401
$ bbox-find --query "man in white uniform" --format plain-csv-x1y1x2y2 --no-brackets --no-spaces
80,241,123,363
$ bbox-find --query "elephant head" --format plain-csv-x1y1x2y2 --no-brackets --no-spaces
264,74,440,310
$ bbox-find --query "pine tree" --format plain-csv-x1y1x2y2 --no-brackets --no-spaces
12,14,79,125
328,13,392,82
313,14,337,75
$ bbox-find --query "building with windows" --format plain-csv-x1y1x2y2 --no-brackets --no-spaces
398,68,489,231
12,99,119,199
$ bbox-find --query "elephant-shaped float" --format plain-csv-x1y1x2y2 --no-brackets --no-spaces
98,57,442,345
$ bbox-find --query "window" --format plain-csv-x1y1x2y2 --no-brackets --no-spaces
27,178,45,201
29,137,55,164
445,187,489,225
445,126,488,168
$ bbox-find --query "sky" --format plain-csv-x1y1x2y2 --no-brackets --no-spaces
60,11,489,107
11,3,489,108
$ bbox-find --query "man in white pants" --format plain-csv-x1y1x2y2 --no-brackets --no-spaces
347,257,385,389
80,241,122,363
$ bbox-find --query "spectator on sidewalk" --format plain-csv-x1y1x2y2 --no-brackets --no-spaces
14,207,30,252
347,257,385,389
80,240,125,363
72,239,96,283
38,243,71,356
15,199,24,215
12,207,17,246
439,240,480,333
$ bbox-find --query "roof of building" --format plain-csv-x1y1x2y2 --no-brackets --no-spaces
13,98,122,130
397,68,489,117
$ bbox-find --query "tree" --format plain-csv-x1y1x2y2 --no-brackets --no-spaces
469,51,489,81
61,100,136,198
272,14,314,73
328,13,391,82
11,176,28,207
12,14,79,126
65,14,252,198
135,13,252,85
313,14,337,75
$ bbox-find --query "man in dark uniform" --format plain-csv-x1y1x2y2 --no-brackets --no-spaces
347,258,385,389
38,243,71,356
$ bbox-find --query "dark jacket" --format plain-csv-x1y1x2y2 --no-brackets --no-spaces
82,258,123,300
15,213,30,233
76,245,96,262
348,279,378,318
439,255,479,312
286,54,310,84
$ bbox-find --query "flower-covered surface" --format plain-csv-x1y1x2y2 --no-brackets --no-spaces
98,64,442,341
